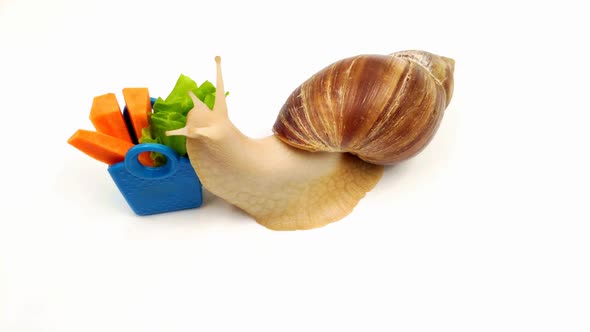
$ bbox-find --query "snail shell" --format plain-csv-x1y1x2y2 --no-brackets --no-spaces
273,50,455,165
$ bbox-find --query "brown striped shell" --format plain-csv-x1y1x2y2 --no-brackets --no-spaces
272,50,455,165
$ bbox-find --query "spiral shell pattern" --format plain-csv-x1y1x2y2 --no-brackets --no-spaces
273,50,455,165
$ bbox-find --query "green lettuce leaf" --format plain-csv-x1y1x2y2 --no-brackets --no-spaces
154,74,199,115
138,74,226,166
138,127,167,166
150,111,187,156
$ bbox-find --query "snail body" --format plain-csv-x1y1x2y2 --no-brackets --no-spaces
168,51,455,230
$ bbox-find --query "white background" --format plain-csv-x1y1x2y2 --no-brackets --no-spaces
1,0,589,331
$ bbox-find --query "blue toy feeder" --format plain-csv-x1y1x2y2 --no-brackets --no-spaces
108,143,203,215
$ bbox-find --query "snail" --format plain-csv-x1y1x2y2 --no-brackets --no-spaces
167,50,455,230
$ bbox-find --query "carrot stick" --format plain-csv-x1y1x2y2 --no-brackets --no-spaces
122,88,151,141
122,88,155,166
89,93,132,143
138,151,155,167
68,129,134,165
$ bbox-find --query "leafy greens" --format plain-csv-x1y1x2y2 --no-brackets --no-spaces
139,74,224,166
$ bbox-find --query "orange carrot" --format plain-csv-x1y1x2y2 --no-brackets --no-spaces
138,151,155,167
68,129,134,165
122,87,151,141
89,93,132,142
122,88,154,167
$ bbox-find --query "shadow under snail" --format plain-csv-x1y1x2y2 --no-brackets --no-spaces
167,50,455,231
